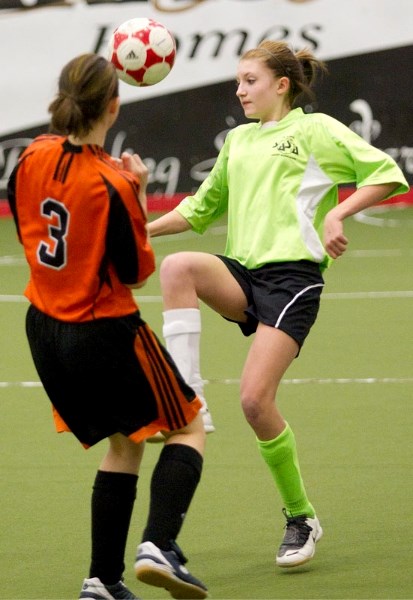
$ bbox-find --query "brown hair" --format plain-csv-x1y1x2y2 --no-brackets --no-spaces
48,53,119,137
241,40,327,107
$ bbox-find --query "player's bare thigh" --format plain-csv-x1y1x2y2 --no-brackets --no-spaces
160,251,248,322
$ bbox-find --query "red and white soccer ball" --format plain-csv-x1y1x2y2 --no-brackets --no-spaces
107,17,176,87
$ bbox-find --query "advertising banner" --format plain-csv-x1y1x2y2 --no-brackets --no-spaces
1,0,412,209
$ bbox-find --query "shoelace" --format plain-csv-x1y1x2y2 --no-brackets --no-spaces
281,509,313,546
169,539,188,564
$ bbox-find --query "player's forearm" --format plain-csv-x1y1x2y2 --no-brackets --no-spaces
138,191,148,216
330,183,400,221
323,183,400,259
148,209,192,237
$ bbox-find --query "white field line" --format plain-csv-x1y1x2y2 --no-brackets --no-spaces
3,247,413,267
323,290,413,300
1,377,413,389
2,290,413,303
205,377,413,385
354,205,413,228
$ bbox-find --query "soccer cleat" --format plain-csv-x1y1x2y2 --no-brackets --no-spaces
276,508,323,567
135,540,208,599
200,402,215,433
147,402,215,443
79,577,140,600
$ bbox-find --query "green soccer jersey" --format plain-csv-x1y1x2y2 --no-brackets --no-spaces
177,108,409,270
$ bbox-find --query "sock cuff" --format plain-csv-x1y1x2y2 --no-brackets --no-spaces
162,308,201,336
160,443,203,477
93,470,138,495
256,422,292,445
256,423,295,462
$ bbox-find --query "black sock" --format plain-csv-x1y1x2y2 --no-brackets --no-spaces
142,444,203,550
89,470,138,584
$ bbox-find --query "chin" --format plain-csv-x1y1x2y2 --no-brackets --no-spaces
244,108,259,120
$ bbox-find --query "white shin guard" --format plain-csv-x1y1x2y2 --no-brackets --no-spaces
162,308,206,406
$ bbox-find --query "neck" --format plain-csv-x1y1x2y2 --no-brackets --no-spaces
68,133,105,147
261,105,291,125
68,121,107,147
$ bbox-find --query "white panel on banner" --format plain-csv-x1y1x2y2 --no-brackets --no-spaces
1,0,413,135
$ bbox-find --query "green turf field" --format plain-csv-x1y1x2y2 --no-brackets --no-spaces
1,207,412,600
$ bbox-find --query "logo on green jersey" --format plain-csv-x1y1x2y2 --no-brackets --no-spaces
272,136,299,157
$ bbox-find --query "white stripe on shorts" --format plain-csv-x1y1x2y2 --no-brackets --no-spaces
274,283,325,329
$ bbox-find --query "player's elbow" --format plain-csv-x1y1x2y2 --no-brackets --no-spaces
127,278,148,289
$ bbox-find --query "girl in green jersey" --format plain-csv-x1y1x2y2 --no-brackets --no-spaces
147,40,408,567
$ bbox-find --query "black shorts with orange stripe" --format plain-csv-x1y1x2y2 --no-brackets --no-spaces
25,305,201,448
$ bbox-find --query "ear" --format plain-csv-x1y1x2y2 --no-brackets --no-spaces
277,76,290,94
108,96,120,114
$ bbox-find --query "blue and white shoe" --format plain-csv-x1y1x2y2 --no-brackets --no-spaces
79,577,140,599
276,509,323,567
135,541,208,599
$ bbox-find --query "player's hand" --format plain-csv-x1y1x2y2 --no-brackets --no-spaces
324,212,348,259
120,152,149,190
118,152,149,214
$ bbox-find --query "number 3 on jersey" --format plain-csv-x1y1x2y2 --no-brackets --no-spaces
37,198,70,270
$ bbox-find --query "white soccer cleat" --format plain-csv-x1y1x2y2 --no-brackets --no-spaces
200,402,215,433
276,509,323,567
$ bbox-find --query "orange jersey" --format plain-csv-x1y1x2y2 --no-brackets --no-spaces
8,135,155,321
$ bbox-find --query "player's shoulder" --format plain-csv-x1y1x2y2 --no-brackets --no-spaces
232,122,258,134
92,149,140,193
226,122,259,143
298,110,335,125
91,147,132,181
30,133,64,150
21,134,64,160
297,111,350,143
24,133,65,153
304,111,346,130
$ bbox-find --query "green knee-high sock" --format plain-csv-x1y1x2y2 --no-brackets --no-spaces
257,423,315,517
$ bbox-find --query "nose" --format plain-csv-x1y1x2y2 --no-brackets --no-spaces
236,83,245,97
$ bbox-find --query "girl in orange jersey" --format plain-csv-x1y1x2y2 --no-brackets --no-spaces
8,53,208,600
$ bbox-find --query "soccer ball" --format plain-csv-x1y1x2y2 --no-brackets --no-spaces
107,17,176,87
